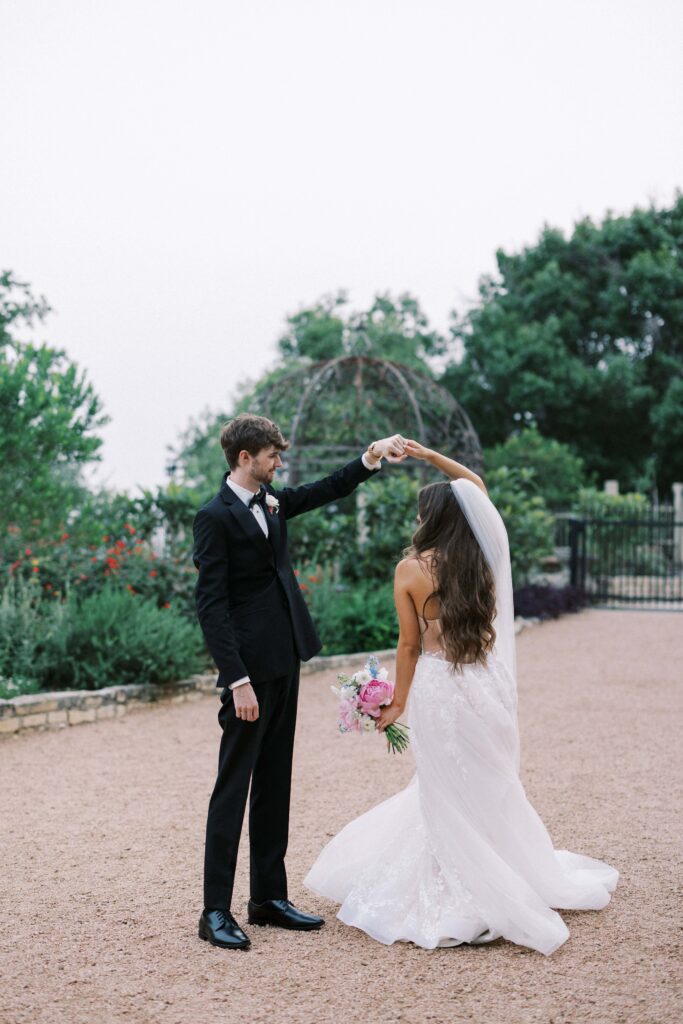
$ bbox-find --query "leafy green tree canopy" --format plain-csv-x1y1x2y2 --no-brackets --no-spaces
167,407,227,502
0,271,108,537
443,196,683,494
0,270,50,343
278,290,446,369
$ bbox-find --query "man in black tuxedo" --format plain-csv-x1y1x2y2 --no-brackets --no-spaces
193,413,406,949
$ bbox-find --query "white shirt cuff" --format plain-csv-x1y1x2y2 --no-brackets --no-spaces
362,451,382,471
229,675,250,690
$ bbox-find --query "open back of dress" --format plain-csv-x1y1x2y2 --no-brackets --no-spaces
418,614,444,657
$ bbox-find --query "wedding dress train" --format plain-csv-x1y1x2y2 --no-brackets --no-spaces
305,481,618,955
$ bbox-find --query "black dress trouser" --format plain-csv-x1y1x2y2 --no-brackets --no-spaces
203,659,300,911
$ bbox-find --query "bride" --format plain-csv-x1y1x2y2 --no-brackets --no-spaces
305,441,618,955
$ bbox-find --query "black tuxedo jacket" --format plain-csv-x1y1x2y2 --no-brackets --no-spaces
193,456,377,687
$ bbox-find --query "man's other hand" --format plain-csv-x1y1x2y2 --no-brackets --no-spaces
233,683,259,722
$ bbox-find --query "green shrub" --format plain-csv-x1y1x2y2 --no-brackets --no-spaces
303,572,398,655
0,580,55,694
486,467,556,585
287,493,357,580
38,586,206,690
0,675,41,699
572,487,668,576
0,581,206,693
484,427,589,511
287,473,420,585
573,488,650,518
354,473,421,581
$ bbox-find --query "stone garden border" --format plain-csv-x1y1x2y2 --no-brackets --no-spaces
0,620,539,739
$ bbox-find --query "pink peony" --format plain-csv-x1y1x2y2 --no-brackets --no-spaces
358,678,394,718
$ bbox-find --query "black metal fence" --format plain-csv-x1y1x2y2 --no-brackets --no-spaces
566,509,683,606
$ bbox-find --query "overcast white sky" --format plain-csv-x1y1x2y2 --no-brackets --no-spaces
2,0,682,492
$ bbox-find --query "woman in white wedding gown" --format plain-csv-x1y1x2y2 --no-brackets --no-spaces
305,441,618,955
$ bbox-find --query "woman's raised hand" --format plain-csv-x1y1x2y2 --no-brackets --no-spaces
403,439,433,461
404,441,487,492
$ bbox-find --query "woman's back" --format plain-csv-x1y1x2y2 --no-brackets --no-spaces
404,552,479,665
401,552,447,658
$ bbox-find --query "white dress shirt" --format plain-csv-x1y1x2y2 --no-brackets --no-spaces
228,452,381,689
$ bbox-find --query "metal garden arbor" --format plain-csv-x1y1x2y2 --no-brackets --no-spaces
252,356,482,484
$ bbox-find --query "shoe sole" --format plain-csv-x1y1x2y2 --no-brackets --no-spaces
198,927,250,950
247,918,324,931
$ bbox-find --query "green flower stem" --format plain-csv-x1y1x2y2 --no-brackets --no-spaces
384,722,410,754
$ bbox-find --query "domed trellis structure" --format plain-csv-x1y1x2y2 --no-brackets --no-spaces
252,356,482,484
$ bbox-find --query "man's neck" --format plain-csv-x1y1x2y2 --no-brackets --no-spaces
229,469,260,494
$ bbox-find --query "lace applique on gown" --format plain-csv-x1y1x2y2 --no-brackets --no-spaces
305,619,618,955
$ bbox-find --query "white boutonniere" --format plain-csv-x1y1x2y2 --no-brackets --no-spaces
265,493,280,514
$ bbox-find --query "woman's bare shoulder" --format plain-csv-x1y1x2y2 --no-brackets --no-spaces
395,553,434,579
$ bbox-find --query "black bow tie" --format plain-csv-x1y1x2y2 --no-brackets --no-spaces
248,488,266,509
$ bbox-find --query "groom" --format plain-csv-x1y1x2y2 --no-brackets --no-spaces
193,413,406,950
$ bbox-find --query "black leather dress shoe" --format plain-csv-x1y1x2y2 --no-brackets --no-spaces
247,899,325,931
198,909,250,949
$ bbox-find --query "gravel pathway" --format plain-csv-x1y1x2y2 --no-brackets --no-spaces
1,609,681,1024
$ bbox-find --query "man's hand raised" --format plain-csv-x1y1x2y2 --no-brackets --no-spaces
371,434,408,463
233,682,259,722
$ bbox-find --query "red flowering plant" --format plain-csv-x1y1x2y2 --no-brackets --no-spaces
1,487,198,616
293,566,322,607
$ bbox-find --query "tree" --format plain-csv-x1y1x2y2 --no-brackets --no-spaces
0,270,50,343
278,290,446,369
277,291,347,362
167,407,229,501
443,196,683,495
0,271,107,537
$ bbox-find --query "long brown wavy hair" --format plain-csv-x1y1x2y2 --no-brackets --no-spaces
404,481,496,671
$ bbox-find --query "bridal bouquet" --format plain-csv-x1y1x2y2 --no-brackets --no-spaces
332,655,409,754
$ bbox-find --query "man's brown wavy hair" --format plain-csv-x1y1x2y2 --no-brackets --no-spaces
405,480,496,671
220,413,290,470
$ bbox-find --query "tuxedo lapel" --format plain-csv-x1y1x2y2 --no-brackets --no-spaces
220,477,275,564
265,497,281,551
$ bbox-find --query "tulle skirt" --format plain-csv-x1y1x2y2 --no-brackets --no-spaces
305,651,618,955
